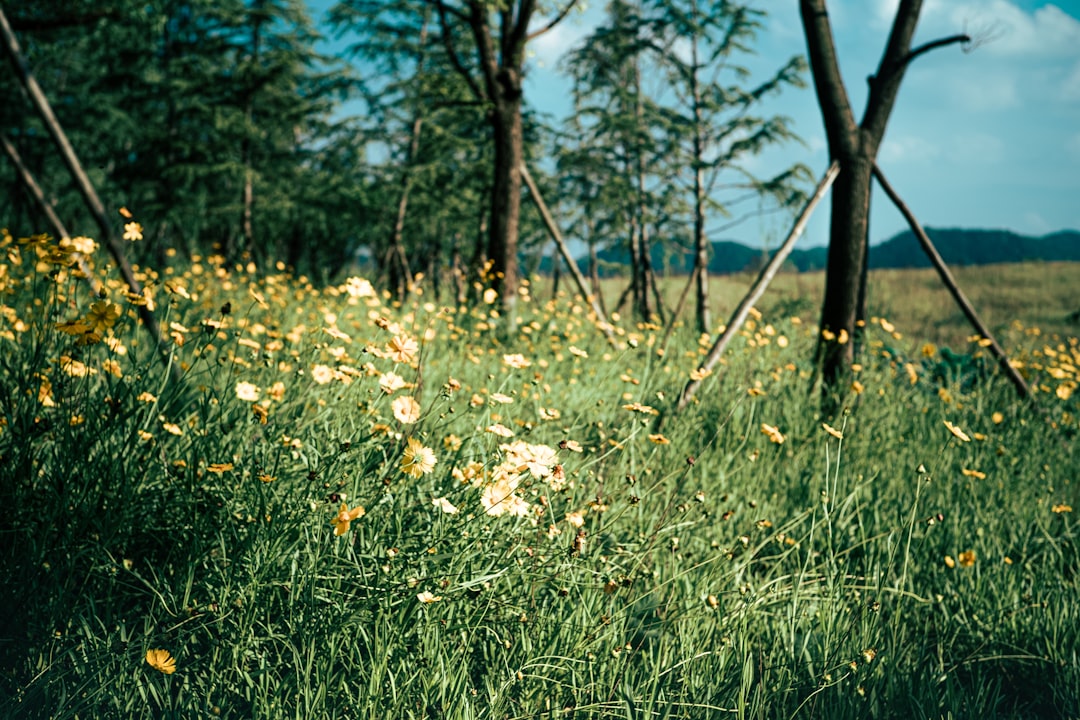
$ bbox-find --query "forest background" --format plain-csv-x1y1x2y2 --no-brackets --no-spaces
3,0,1079,303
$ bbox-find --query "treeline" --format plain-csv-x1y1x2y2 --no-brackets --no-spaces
579,227,1080,276
0,0,808,325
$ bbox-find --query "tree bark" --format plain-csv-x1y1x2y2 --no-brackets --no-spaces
690,32,710,335
633,58,656,322
487,95,523,319
387,113,421,299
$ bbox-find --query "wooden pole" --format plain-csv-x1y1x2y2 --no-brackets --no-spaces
872,163,1031,399
0,8,178,380
520,162,619,347
674,161,840,413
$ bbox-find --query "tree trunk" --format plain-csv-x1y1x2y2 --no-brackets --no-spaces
816,153,872,390
386,14,428,302
550,251,561,299
587,230,607,317
633,59,655,322
799,0,966,403
690,34,710,335
487,93,523,321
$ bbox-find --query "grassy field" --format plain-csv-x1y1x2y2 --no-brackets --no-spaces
0,232,1077,718
573,262,1080,350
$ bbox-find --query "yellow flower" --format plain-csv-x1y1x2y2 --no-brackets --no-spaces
401,437,437,478
961,468,986,480
417,590,442,604
943,420,971,442
324,326,351,342
905,363,919,385
38,377,56,407
822,423,844,440
331,503,366,536
86,301,121,334
648,433,670,445
958,550,976,567
502,353,531,369
380,371,407,394
559,439,583,453
622,402,659,415
991,412,1004,424
565,510,586,528
311,364,336,384
392,396,422,424
207,463,234,474
145,648,176,674
486,423,514,438
480,472,530,517
345,276,375,298
689,367,712,381
760,423,785,445
235,381,261,402
123,222,143,241
60,235,96,254
387,335,418,364
432,496,459,514
102,359,122,378
1052,504,1073,513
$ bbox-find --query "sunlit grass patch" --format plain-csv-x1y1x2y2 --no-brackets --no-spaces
0,231,1077,718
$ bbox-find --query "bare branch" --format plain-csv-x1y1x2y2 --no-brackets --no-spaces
871,33,970,88
435,0,483,101
526,0,581,41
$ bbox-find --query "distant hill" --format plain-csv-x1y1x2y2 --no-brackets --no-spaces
559,228,1080,276
868,227,1080,269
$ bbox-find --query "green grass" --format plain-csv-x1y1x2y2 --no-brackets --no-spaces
1,233,1077,718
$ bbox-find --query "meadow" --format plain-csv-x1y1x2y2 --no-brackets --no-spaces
0,230,1077,719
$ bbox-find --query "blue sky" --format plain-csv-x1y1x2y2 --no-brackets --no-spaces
313,0,1080,248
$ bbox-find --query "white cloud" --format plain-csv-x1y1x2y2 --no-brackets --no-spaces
1062,60,1080,101
924,2,1080,58
864,1,1080,57
879,134,940,164
944,69,1020,110
947,131,1004,164
528,11,597,68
